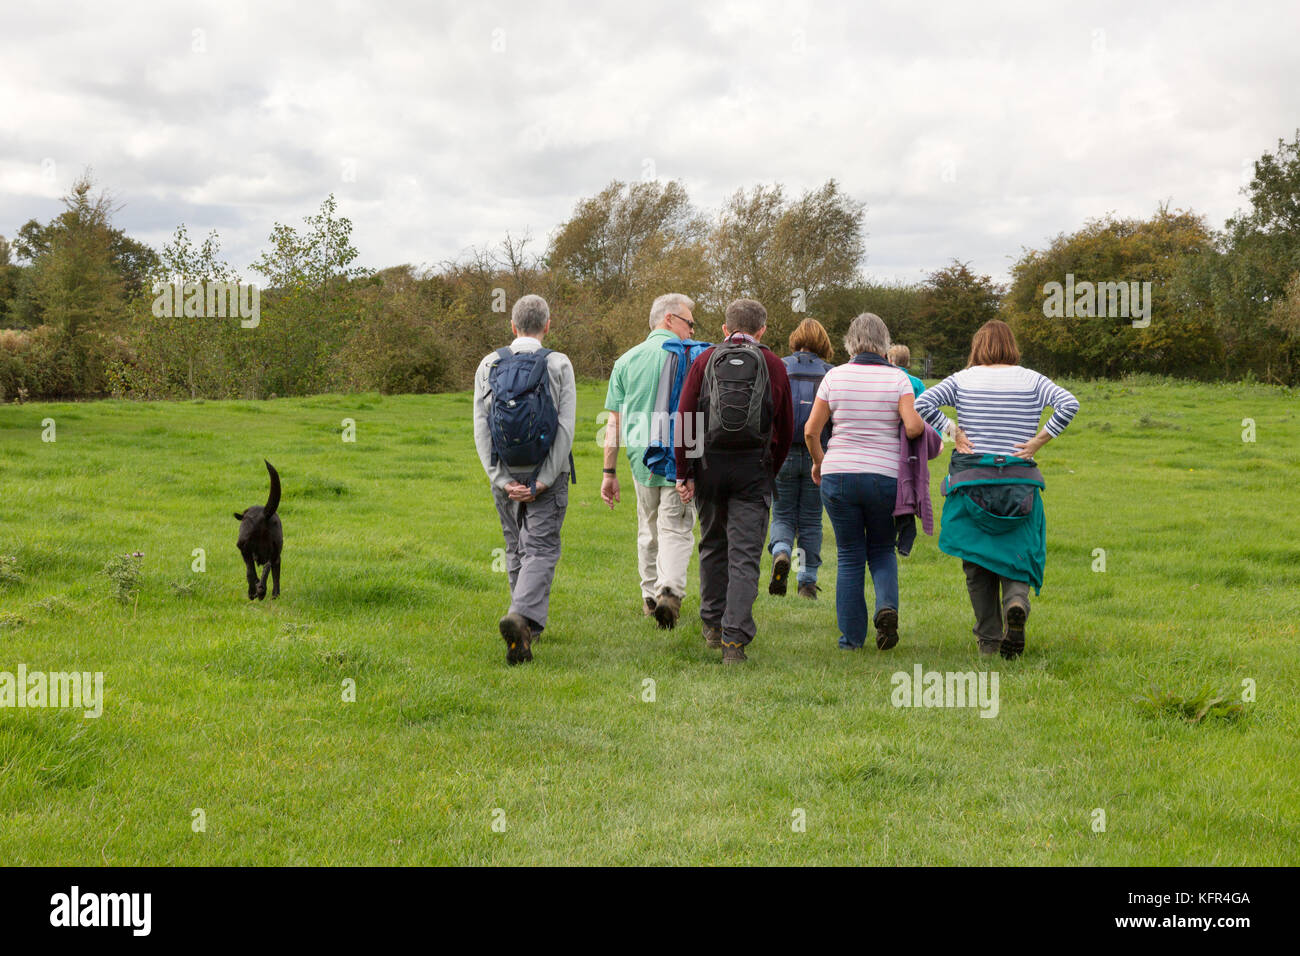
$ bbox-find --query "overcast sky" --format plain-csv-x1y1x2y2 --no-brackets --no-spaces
2,0,1297,285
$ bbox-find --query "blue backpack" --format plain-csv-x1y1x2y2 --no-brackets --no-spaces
786,351,833,447
642,338,712,480
487,347,575,491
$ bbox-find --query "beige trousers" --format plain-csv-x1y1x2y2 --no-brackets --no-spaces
634,481,697,600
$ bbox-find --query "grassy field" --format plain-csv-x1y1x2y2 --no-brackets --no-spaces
0,377,1297,865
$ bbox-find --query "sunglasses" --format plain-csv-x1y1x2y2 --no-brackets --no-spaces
667,312,695,331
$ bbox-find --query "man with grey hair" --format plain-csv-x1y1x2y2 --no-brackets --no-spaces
473,294,576,665
602,292,701,628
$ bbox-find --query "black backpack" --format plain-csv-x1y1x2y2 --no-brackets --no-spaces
701,337,772,453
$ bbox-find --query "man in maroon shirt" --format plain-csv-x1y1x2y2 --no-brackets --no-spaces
674,299,793,662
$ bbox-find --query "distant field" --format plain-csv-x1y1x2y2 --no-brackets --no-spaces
0,377,1297,865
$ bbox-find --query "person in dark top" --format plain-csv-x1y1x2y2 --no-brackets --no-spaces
674,299,793,663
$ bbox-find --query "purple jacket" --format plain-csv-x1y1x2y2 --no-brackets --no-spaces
894,423,944,534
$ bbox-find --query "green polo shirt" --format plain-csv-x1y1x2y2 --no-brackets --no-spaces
605,329,677,488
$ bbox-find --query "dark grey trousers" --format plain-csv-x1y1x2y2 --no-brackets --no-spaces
697,492,770,646
493,478,568,629
962,560,1031,644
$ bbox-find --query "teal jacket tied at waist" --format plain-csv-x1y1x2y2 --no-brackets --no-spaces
938,452,1047,593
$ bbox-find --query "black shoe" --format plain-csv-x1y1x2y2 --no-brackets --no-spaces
873,607,899,650
769,552,791,595
722,641,748,663
653,589,681,629
499,613,533,665
1001,603,1027,659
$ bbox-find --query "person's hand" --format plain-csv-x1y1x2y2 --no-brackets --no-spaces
954,427,973,454
811,461,822,486
1013,434,1048,460
676,479,695,504
601,473,620,509
506,480,538,502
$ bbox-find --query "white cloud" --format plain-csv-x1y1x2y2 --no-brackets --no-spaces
1,0,1297,284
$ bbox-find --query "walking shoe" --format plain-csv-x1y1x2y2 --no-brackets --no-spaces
873,607,899,650
499,612,533,665
643,596,657,616
722,641,748,663
703,624,723,649
653,589,681,629
978,638,1002,658
768,552,791,595
1001,602,1028,659
797,582,820,600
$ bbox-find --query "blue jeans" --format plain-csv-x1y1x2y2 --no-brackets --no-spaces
768,446,823,585
820,472,899,649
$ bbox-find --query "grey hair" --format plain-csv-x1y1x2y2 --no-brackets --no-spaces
845,312,891,357
649,293,695,331
511,294,550,336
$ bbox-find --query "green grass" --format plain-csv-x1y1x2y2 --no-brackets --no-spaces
0,377,1297,865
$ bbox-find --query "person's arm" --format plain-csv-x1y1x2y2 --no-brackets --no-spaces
674,349,708,502
899,391,924,439
601,410,621,508
533,354,576,493
804,397,831,485
768,352,793,475
913,373,958,433
1016,373,1080,459
472,358,513,491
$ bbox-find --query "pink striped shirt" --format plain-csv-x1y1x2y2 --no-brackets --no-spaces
816,363,911,478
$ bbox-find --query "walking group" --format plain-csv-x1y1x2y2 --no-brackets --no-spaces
472,292,1079,666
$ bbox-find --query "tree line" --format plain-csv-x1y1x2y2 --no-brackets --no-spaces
2,129,1297,402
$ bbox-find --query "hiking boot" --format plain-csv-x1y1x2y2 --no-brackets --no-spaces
643,596,657,616
797,582,820,600
1001,602,1028,659
722,641,748,664
703,624,723,649
499,613,533,665
768,551,791,595
653,589,681,629
873,607,899,650
978,638,1002,658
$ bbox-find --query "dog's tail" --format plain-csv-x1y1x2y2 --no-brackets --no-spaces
264,459,280,517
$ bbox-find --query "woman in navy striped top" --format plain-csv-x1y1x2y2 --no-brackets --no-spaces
915,320,1078,658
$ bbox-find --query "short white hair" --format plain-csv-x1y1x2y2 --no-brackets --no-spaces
511,294,550,335
649,293,695,331
844,312,891,357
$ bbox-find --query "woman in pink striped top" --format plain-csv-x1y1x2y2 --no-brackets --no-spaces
805,313,925,650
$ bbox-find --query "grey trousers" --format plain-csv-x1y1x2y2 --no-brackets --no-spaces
493,477,569,630
697,493,770,646
962,560,1031,644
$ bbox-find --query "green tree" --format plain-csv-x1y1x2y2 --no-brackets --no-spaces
913,262,1003,374
707,179,865,345
1003,207,1216,378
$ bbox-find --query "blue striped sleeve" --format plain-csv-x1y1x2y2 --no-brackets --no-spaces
914,373,958,431
1034,373,1079,437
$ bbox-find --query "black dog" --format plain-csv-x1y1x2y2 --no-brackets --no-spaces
234,460,282,600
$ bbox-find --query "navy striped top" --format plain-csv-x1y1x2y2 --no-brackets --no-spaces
914,366,1079,456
